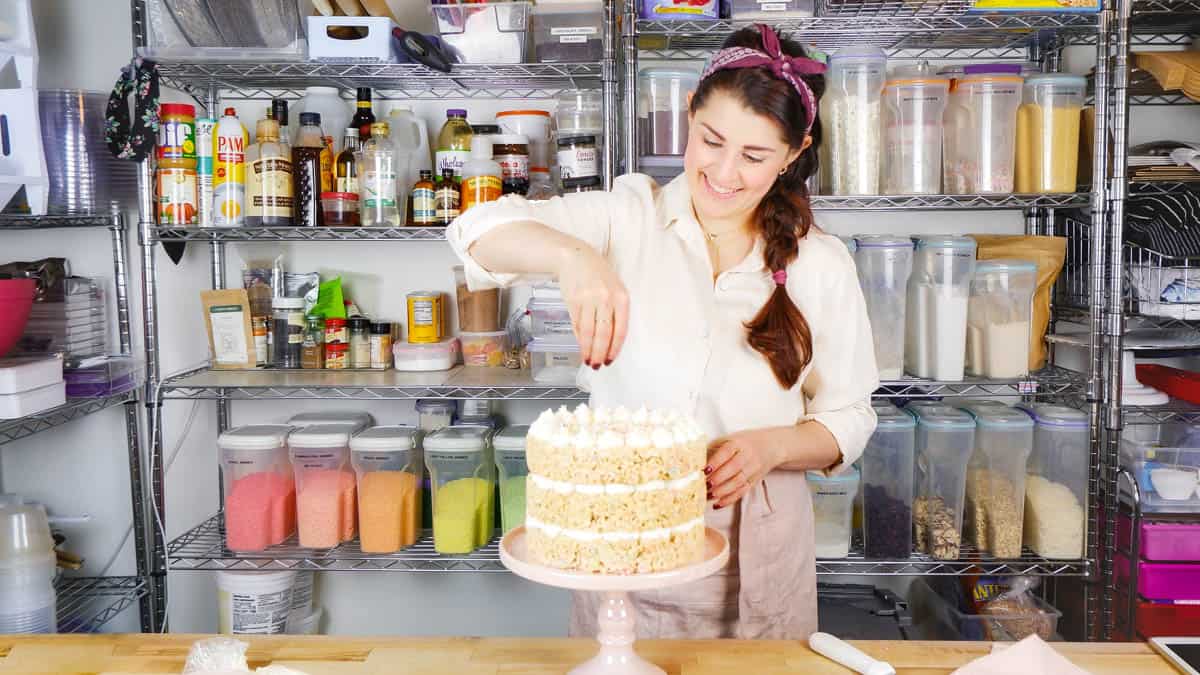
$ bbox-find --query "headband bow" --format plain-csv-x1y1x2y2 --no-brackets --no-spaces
700,24,826,134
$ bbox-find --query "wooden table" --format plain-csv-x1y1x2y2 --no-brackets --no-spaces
0,634,1179,674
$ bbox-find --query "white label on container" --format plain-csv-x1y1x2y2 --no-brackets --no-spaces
557,146,599,180
758,2,788,9
497,154,530,182
544,319,574,335
548,352,575,367
209,304,248,365
559,34,588,44
413,304,434,324
551,26,598,36
228,588,291,634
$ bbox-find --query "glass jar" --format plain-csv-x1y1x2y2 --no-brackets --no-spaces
349,317,371,368
821,46,887,195
300,316,324,370
966,259,1038,378
271,297,306,369
492,134,530,196
325,342,348,369
557,134,599,185
324,317,347,345
370,321,392,369
904,236,977,381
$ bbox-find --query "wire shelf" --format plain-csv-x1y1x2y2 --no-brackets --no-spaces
152,226,448,242
157,62,603,100
816,0,973,16
1133,0,1200,12
1125,244,1200,324
1123,399,1200,425
55,576,148,633
876,366,1085,399
170,514,1087,576
0,393,137,446
810,192,1090,210
0,214,117,230
1128,92,1200,106
634,14,1095,59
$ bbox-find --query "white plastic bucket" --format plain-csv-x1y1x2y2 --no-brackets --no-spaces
216,570,295,635
296,607,322,635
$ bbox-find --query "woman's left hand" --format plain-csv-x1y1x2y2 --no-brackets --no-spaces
705,430,783,509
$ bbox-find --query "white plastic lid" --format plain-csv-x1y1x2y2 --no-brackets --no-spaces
855,234,913,249
219,424,293,451
395,337,459,356
287,411,374,428
806,465,861,485
288,423,357,448
494,425,529,453
970,407,1034,430
492,133,529,146
350,425,419,452
424,425,491,453
975,259,1038,276
470,135,494,159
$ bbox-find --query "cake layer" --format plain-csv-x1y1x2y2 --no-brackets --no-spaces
526,516,705,574
527,473,705,532
527,436,704,485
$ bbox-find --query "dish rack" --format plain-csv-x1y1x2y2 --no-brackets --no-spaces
1125,244,1200,321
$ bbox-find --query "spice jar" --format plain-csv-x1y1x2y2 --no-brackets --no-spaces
321,191,360,226
324,317,347,345
252,316,269,367
370,321,393,369
325,342,349,369
557,134,599,184
301,316,325,369
271,297,306,369
349,317,371,368
492,134,530,195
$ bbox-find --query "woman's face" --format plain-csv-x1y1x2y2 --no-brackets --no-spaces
684,89,806,228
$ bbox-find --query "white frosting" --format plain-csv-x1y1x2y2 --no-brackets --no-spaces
632,406,650,426
574,404,591,426
627,429,651,448
606,484,635,495
532,404,704,452
571,429,595,450
649,409,666,425
529,471,702,495
576,483,605,495
593,407,610,425
613,405,631,423
671,426,689,446
636,480,667,493
527,515,704,542
651,427,675,449
551,426,572,448
598,429,623,450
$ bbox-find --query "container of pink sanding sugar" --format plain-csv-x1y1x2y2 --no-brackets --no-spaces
289,424,359,549
219,425,296,552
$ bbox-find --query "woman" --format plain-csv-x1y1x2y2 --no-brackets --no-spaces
448,25,878,639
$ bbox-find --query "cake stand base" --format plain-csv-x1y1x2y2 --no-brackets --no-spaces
500,526,730,675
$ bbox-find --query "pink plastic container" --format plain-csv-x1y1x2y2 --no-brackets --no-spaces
1118,515,1200,561
1116,553,1200,601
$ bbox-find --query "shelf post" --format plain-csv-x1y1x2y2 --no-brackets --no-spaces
602,0,618,189
622,0,638,174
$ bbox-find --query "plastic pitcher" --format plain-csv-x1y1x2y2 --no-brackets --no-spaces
960,406,1033,558
944,72,1024,194
882,70,949,195
821,46,887,195
293,87,351,154
854,235,914,379
218,425,296,552
913,406,976,560
905,236,977,381
862,404,916,559
1016,74,1085,193
388,106,430,199
966,259,1037,378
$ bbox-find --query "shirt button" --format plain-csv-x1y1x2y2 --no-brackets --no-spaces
699,326,710,338
717,279,730,291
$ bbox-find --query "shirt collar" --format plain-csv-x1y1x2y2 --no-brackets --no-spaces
655,173,768,276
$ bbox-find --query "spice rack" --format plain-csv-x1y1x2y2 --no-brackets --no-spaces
0,212,156,632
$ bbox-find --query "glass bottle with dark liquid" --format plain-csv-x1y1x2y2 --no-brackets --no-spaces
292,112,326,227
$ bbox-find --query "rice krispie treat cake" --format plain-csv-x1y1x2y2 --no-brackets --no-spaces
525,404,707,574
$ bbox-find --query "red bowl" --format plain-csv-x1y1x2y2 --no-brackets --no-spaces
0,278,36,357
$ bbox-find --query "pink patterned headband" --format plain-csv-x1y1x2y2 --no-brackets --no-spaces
699,24,827,135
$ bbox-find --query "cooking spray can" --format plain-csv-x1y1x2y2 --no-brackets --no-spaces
196,116,216,228
212,107,248,227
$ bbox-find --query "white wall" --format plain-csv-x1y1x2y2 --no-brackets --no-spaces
10,0,1199,637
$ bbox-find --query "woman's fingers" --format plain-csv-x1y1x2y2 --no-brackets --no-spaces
714,481,752,509
589,304,614,369
573,300,597,365
607,288,630,363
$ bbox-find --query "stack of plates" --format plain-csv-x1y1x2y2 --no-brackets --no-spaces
37,90,137,215
16,278,108,359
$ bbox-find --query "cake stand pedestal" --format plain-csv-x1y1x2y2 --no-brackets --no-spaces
500,526,730,675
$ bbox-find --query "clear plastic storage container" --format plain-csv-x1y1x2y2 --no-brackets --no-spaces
431,1,531,64
62,355,145,397
1019,405,1088,559
425,425,495,553
966,259,1037,378
729,0,814,18
393,337,459,372
494,425,530,534
289,424,358,549
351,426,423,553
905,236,977,381
882,72,949,195
639,68,700,158
532,0,602,63
528,339,582,384
862,404,916,559
961,406,1033,558
944,73,1024,194
416,399,457,433
555,89,603,135
138,0,307,61
913,407,976,560
528,297,574,344
461,330,507,367
808,467,860,558
854,235,914,379
1016,74,1086,193
287,411,374,432
0,497,57,635
821,46,887,195
218,425,296,552
1121,428,1200,512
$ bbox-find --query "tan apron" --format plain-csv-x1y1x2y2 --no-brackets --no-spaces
569,469,818,640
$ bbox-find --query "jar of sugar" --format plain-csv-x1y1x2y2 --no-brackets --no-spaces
965,259,1037,378
904,235,977,382
218,425,296,552
289,424,359,549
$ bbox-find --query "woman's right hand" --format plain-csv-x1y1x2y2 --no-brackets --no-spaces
556,246,629,368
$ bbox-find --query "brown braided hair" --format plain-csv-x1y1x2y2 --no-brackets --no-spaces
689,27,825,389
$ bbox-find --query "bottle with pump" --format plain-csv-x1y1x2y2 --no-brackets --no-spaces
212,107,248,227
352,87,376,140
293,112,327,227
435,168,461,225
335,128,360,194
460,135,502,212
246,115,293,225
411,169,436,225
360,121,401,227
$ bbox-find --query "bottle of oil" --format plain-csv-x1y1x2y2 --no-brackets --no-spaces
246,115,293,226
292,112,326,227
435,168,461,225
360,122,400,227
335,127,360,194
212,107,248,227
435,109,473,179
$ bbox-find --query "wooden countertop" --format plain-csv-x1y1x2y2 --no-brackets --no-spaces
0,635,1178,674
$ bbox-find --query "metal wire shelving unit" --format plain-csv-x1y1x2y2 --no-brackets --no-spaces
0,211,155,633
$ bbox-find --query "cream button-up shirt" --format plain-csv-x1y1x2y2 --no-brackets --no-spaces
448,173,879,637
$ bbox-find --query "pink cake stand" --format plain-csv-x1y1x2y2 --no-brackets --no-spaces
500,526,730,675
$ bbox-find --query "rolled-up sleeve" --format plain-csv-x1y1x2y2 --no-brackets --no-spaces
794,236,880,473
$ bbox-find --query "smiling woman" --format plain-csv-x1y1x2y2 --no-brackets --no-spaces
446,24,878,640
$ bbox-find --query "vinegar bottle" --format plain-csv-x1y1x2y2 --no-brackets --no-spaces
292,112,327,227
359,122,401,227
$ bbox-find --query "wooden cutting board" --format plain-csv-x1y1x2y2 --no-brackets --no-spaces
0,634,1179,674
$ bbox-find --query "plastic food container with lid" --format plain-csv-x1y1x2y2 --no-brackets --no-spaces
528,297,573,344
639,68,701,158
555,89,602,135
882,71,949,195
424,425,496,553
913,406,976,560
807,466,860,558
944,71,1024,194
0,496,57,634
854,235,914,379
287,411,375,431
862,404,916,559
351,425,423,553
431,1,531,64
966,259,1037,378
461,330,507,367
1016,73,1086,193
730,0,814,19
960,406,1033,558
320,192,358,227
905,236,977,381
821,46,887,196
1120,428,1200,512
1019,404,1089,559
218,424,296,552
416,399,457,433
289,423,358,549
528,339,582,384
494,425,530,534
532,0,602,63
639,0,719,19
393,337,459,372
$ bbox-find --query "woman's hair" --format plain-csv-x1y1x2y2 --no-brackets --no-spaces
689,26,825,389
